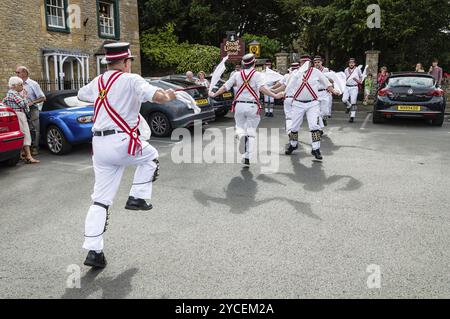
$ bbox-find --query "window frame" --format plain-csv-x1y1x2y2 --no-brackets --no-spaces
97,0,121,40
44,0,70,33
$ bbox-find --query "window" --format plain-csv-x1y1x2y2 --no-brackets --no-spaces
96,55,107,75
45,0,69,32
97,0,120,39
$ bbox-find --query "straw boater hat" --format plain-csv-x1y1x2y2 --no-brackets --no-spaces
299,54,312,62
313,55,323,62
242,53,256,67
291,62,300,70
101,42,135,64
348,58,356,63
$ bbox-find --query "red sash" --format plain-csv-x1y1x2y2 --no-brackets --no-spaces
94,71,142,156
293,67,318,101
232,69,262,114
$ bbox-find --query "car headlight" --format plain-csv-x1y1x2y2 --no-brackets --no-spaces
77,116,93,123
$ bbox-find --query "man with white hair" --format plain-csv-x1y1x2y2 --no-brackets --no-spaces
186,71,195,82
2,77,39,163
15,66,46,154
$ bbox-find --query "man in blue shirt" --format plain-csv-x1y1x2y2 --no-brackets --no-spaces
16,66,46,155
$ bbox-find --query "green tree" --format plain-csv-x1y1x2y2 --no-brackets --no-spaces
140,23,220,74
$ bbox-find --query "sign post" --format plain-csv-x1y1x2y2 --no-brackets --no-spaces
220,31,245,61
248,40,261,58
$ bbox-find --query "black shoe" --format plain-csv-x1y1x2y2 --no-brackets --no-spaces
345,107,350,114
285,144,298,155
349,117,354,123
323,117,328,126
125,196,153,211
311,149,323,160
269,112,274,117
243,158,250,166
265,112,269,117
84,251,107,268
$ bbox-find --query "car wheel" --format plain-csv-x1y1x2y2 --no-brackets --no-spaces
431,113,444,126
372,111,384,124
148,112,172,137
46,125,72,155
4,153,20,166
215,109,228,117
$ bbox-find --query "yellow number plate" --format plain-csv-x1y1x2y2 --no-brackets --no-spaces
196,99,209,106
397,106,421,111
223,92,232,98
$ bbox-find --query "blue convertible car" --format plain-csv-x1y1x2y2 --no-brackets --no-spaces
40,90,94,155
40,82,215,154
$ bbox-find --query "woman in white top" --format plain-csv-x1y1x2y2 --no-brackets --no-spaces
195,71,210,89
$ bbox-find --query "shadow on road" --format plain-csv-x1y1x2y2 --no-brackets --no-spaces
61,267,138,299
193,167,319,219
279,155,363,193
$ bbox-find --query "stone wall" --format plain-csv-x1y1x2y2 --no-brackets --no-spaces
0,0,140,95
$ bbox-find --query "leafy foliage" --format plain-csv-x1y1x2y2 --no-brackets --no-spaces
140,23,220,74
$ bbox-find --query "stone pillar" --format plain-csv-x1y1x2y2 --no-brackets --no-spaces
275,52,290,74
365,50,380,78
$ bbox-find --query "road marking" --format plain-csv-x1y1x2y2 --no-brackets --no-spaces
360,113,372,130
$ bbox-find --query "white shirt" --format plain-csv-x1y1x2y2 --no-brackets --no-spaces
286,67,331,100
78,71,159,131
224,68,266,102
195,79,210,88
345,67,362,86
316,66,330,90
23,78,45,106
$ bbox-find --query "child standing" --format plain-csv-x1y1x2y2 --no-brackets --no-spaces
363,74,374,105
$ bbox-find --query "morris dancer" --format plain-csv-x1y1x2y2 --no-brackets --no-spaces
77,42,176,268
209,54,282,166
342,58,362,123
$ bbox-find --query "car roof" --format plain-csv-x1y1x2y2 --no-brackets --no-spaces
388,72,433,78
45,90,78,100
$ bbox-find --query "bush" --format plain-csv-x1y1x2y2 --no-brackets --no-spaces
141,23,220,74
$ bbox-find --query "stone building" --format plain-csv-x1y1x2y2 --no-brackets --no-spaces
0,0,141,95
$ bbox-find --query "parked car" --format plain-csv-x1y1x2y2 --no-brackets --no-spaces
373,73,446,126
143,79,216,137
162,74,234,117
40,90,94,155
0,103,24,166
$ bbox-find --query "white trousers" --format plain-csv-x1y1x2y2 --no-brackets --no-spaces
284,97,293,134
83,133,159,251
342,86,359,118
318,91,331,129
264,95,274,113
290,100,321,150
234,103,261,160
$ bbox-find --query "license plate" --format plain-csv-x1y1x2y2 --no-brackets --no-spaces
397,105,421,111
223,92,232,98
196,99,209,106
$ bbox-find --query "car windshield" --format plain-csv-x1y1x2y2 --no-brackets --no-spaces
64,96,92,108
387,76,434,88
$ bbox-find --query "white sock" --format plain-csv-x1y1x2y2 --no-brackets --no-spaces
95,250,102,254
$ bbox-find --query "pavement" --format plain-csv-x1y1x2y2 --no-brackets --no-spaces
0,106,449,299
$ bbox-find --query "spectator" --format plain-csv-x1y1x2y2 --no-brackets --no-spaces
186,71,195,82
415,63,425,73
195,71,210,89
230,64,241,78
2,77,39,164
428,59,443,87
377,66,389,88
15,66,46,155
363,73,374,105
